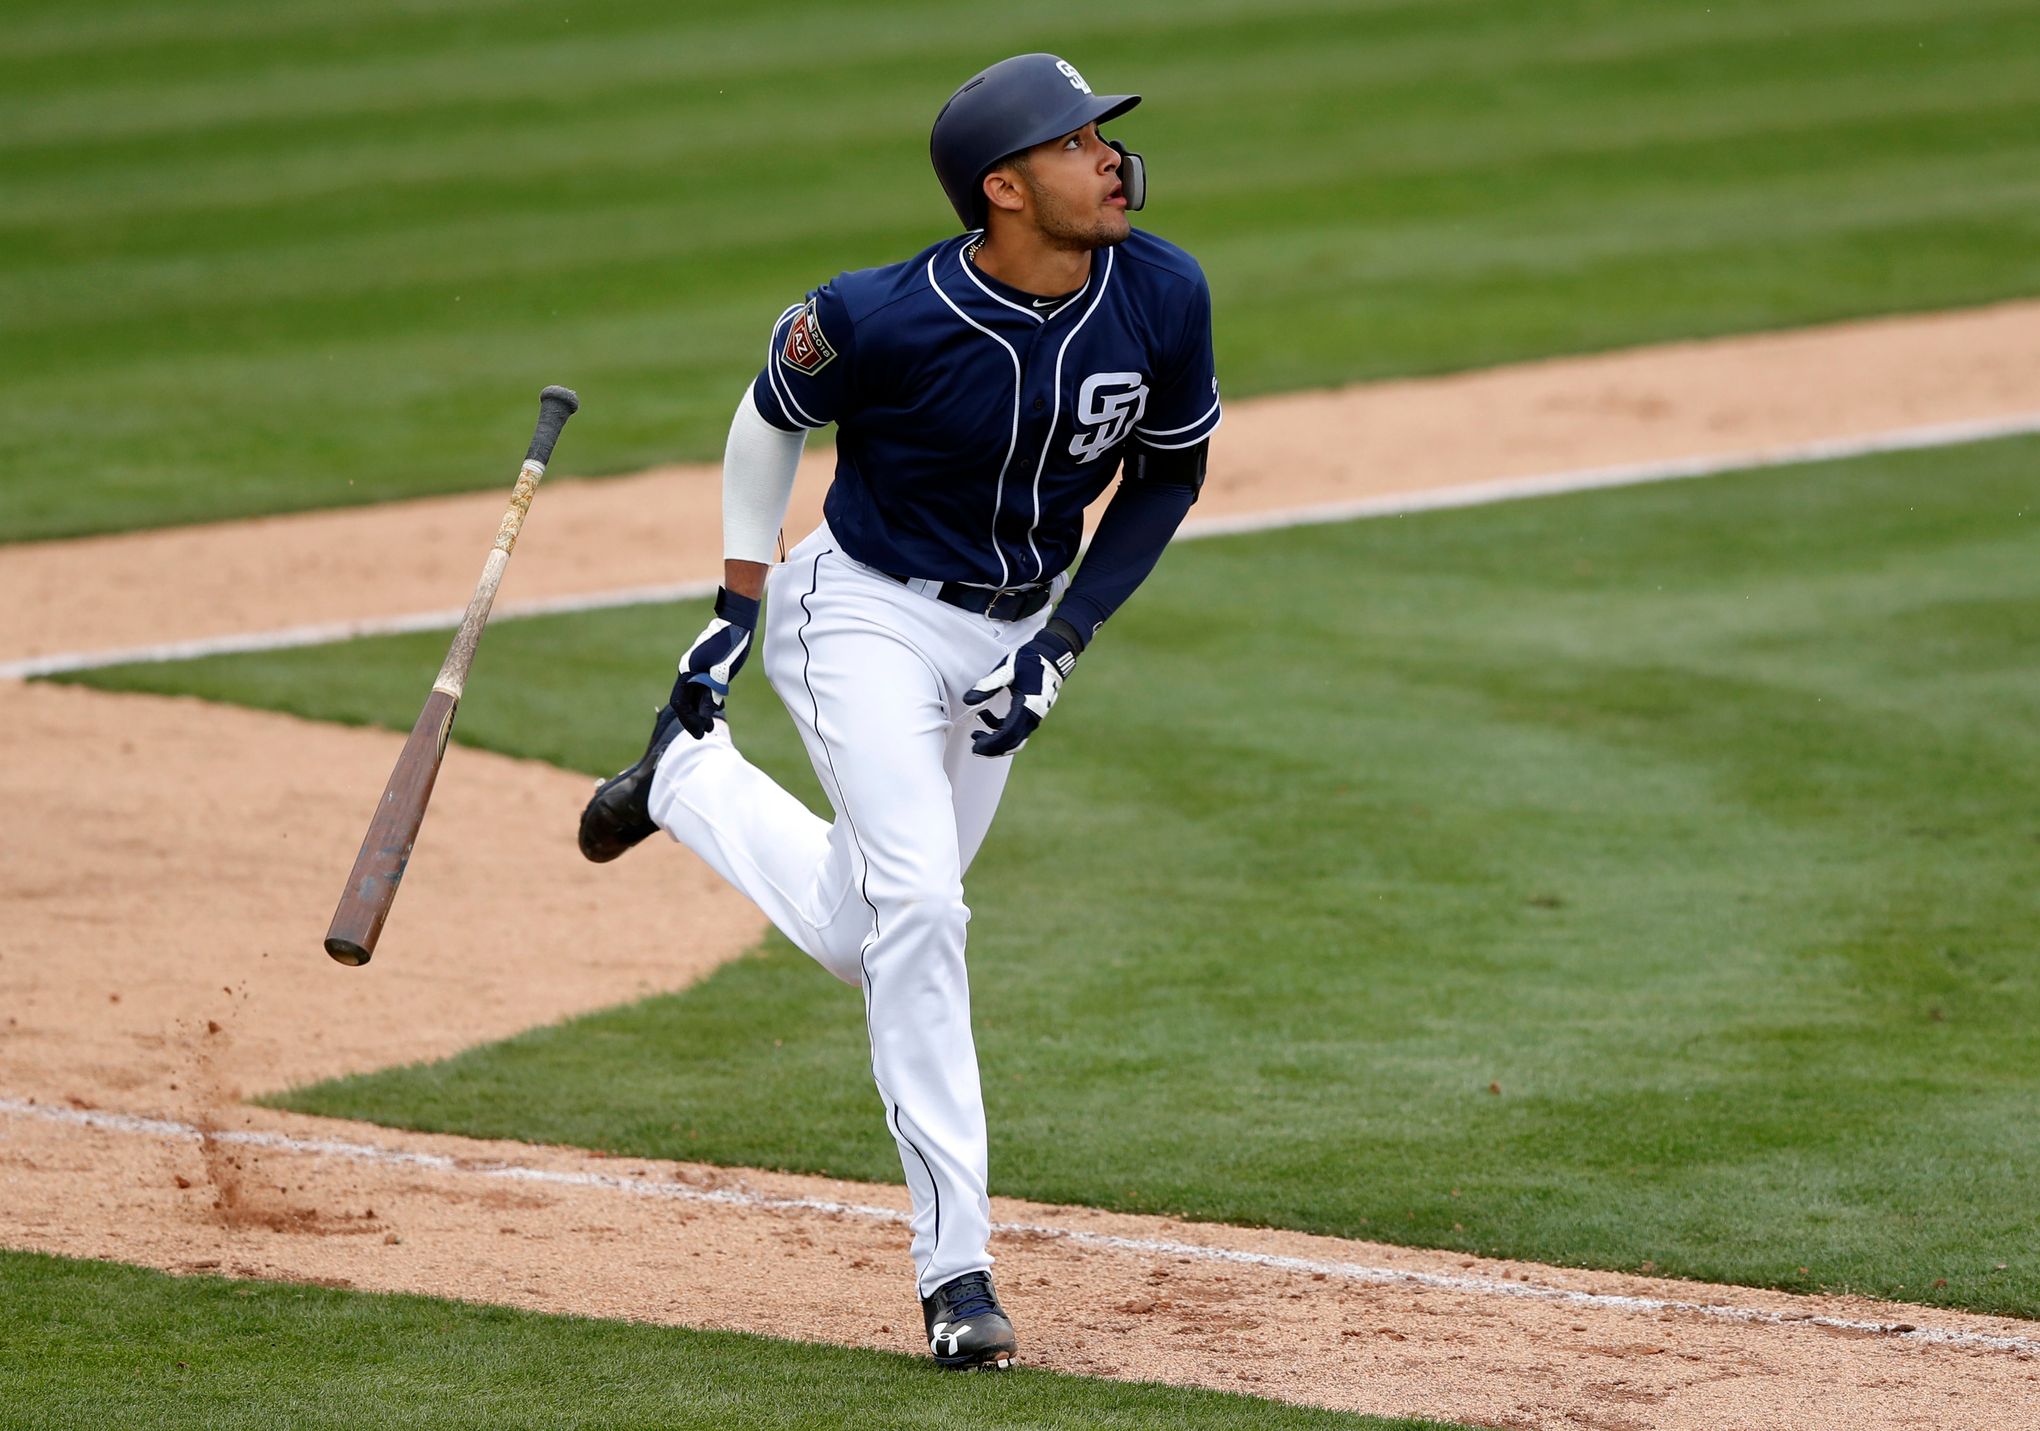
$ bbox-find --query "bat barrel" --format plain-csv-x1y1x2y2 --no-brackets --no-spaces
323,384,579,968
323,690,458,966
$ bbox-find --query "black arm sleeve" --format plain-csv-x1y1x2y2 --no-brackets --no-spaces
1051,438,1208,649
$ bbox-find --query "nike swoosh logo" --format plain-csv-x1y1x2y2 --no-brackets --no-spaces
1030,297,1060,308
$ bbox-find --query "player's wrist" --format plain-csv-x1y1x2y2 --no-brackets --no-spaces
721,557,770,604
714,585,762,631
1041,615,1087,657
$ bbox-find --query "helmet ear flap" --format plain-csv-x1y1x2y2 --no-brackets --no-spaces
1106,139,1146,211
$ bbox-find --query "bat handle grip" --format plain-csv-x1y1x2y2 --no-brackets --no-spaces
526,384,581,468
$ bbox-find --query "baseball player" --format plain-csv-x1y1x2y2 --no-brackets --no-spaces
578,52,1219,1371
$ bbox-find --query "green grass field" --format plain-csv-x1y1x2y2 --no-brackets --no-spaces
18,0,2039,1416
68,436,2040,1321
0,1251,1456,1430
8,0,2040,539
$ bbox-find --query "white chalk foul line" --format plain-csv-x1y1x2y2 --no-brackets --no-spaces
0,578,723,680
8,410,2039,682
6,1096,2036,1357
1175,410,2040,540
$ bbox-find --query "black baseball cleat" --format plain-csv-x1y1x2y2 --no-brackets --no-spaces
577,706,684,863
921,1270,1017,1371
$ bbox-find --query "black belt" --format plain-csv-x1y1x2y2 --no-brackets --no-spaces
881,571,1054,621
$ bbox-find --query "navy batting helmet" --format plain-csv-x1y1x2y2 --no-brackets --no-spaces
930,53,1145,229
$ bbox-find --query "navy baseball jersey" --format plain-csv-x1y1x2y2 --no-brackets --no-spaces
750,228,1221,588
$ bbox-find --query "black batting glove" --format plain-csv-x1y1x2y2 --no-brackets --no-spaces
963,620,1080,758
670,587,761,738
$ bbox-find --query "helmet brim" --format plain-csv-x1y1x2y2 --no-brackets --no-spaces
1009,92,1141,159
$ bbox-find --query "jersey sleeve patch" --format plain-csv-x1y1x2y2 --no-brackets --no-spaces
780,298,838,376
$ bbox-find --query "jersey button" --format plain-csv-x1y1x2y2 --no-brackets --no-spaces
1032,397,1046,412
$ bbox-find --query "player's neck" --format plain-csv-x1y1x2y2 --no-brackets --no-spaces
969,229,1091,299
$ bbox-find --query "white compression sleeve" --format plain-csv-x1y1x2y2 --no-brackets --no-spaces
721,387,808,564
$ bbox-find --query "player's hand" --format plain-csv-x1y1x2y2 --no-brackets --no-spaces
670,587,761,738
964,626,1077,757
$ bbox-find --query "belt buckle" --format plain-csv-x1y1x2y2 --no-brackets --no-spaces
986,584,1036,619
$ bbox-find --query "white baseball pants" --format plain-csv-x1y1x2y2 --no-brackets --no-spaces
648,523,1054,1296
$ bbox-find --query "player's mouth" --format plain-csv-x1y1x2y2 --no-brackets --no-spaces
1105,183,1127,209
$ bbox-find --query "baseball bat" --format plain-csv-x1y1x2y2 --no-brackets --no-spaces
323,384,580,967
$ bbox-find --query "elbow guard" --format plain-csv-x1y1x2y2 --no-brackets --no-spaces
1121,436,1208,498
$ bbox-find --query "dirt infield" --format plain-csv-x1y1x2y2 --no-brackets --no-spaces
10,1096,2038,1429
6,306,2040,1428
0,681,762,1107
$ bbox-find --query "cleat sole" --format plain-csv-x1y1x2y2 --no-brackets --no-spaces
933,1351,1016,1372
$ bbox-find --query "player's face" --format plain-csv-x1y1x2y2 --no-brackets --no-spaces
1016,123,1132,251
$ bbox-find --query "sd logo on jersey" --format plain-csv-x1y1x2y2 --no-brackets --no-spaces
1069,372,1148,463
782,298,838,376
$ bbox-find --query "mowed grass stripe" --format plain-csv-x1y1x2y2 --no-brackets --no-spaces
0,1251,1455,1430
6,0,2023,143
6,0,2040,539
16,87,2040,332
13,10,2036,254
64,436,2040,1320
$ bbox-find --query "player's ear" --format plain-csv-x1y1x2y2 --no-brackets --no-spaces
982,162,1029,218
